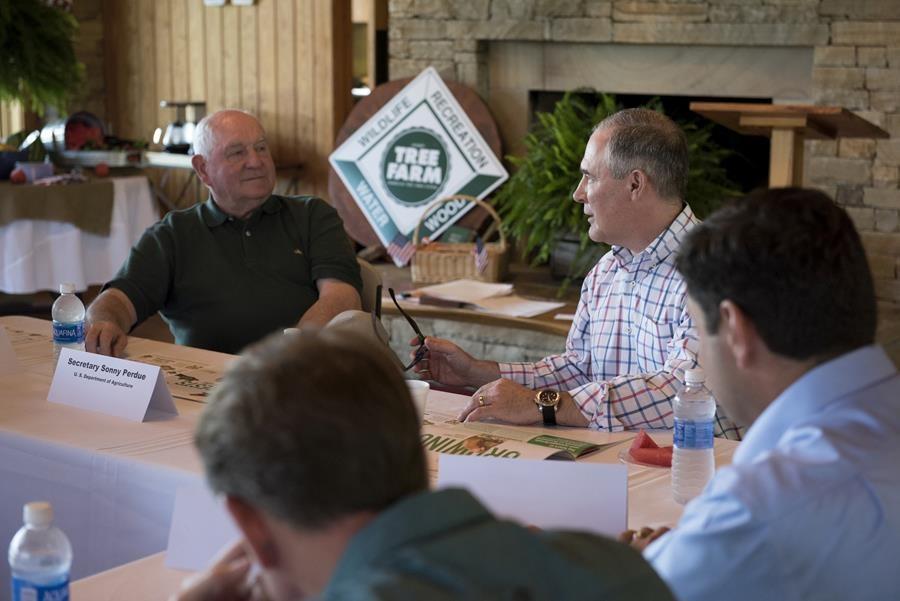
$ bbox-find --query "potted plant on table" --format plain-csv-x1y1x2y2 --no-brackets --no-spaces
492,91,740,293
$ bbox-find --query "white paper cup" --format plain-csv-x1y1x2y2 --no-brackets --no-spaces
406,380,430,421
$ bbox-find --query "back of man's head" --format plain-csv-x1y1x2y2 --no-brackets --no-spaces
195,330,427,529
595,108,689,201
677,187,876,361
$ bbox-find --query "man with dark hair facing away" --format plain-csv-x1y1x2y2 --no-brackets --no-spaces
176,330,674,601
623,188,900,600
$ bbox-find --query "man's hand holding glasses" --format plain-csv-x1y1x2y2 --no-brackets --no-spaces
389,288,501,388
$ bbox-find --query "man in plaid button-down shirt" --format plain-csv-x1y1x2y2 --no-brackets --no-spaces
417,108,741,439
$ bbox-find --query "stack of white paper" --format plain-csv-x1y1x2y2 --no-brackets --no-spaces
411,279,564,318
473,296,566,318
413,279,514,304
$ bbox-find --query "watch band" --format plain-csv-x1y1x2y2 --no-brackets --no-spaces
540,402,557,426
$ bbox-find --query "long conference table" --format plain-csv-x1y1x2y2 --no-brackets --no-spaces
0,315,737,600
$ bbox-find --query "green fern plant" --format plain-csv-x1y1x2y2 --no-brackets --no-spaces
0,1,84,114
492,91,740,290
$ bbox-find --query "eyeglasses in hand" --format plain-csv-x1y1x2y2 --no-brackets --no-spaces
388,288,427,371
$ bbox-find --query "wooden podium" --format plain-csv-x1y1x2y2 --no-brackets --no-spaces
690,102,889,188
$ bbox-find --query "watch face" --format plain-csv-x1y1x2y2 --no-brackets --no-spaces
537,390,560,407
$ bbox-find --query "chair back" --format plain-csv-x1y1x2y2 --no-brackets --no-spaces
357,258,382,317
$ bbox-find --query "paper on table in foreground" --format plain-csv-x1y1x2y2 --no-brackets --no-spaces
473,295,565,318
412,279,513,304
437,455,627,536
166,484,240,571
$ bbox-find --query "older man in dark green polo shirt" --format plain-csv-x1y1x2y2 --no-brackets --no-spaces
86,109,362,355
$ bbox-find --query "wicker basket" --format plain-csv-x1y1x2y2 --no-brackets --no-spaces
410,194,508,284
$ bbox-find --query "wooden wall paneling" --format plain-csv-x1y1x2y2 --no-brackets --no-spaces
103,0,138,139
311,0,330,199
155,0,191,205
100,0,119,134
0,102,24,139
187,0,207,103
138,0,156,142
155,0,174,129
222,5,241,108
101,0,353,207
239,4,259,113
257,0,278,149
275,1,297,163
294,0,315,194
205,4,224,116
312,0,351,199
171,0,190,102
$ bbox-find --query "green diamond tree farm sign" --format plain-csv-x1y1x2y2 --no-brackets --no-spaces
330,67,508,266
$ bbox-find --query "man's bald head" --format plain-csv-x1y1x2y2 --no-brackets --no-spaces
192,109,261,158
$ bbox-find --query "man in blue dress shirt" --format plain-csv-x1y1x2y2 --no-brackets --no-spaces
627,187,900,600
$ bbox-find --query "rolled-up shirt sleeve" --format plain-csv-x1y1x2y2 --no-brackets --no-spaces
500,301,693,431
102,222,175,327
304,198,362,294
499,271,741,437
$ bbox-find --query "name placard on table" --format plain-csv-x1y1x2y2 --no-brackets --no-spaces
438,455,628,536
48,348,177,422
166,484,239,571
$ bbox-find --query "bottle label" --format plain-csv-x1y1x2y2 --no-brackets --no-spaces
674,418,714,450
52,321,84,345
12,577,69,601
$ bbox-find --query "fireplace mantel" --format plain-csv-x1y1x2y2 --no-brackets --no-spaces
487,42,812,156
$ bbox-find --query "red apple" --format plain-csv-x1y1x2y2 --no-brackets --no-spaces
94,162,110,177
9,168,26,184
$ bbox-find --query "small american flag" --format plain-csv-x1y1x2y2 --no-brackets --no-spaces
386,233,416,266
473,235,488,274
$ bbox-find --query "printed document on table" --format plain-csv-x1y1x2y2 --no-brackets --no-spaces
421,405,623,461
130,353,223,402
412,279,513,304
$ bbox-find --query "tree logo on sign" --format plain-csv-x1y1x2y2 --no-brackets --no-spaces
381,127,450,206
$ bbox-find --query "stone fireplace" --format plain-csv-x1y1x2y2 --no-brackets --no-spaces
387,0,900,323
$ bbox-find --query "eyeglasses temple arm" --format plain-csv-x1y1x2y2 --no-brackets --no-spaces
375,284,382,319
388,288,425,343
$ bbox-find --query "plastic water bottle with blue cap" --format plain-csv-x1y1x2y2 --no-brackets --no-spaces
51,283,85,369
8,501,72,601
671,367,716,504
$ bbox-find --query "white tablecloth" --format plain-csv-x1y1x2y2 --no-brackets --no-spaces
0,316,737,600
0,176,158,293
0,316,230,601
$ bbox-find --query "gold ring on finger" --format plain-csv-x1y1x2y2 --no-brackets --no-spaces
478,395,485,407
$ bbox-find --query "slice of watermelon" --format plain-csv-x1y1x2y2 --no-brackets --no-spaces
628,430,673,467
630,430,659,451
630,446,673,467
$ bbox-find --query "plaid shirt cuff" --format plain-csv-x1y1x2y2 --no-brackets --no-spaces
570,382,623,431
497,362,536,389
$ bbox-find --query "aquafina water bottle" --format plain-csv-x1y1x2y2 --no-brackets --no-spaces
51,284,85,368
8,502,72,601
671,368,716,505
